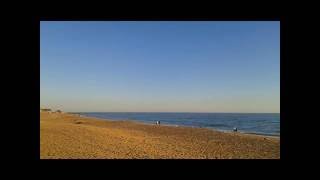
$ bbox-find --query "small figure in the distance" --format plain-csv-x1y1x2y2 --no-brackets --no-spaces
233,127,237,132
156,121,161,125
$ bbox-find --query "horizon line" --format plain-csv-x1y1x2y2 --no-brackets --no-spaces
66,111,280,114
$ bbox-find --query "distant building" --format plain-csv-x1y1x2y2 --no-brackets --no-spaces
40,108,51,112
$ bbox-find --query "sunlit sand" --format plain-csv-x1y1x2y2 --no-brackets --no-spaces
40,112,280,159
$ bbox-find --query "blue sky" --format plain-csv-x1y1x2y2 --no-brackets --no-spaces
40,21,280,112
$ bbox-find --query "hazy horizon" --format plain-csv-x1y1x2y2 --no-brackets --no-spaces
40,21,280,113
44,109,279,113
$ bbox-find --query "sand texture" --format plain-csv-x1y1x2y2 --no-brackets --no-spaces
40,112,280,159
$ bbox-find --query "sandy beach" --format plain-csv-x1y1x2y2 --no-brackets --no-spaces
40,112,280,159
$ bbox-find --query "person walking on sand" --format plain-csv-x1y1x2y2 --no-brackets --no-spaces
233,127,237,132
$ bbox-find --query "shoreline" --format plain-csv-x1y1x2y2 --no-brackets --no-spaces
74,113,280,139
41,112,280,159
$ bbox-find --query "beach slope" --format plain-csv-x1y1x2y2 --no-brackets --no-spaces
40,112,280,159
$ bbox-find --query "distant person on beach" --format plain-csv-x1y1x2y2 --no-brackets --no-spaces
156,121,160,125
233,127,237,132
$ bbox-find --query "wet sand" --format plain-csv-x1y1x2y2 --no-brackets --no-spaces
40,112,280,159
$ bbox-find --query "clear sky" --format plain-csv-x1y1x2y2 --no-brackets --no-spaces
40,21,280,113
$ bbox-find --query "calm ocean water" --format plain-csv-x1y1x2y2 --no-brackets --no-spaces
78,112,280,137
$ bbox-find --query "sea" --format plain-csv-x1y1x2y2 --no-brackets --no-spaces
78,112,280,137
